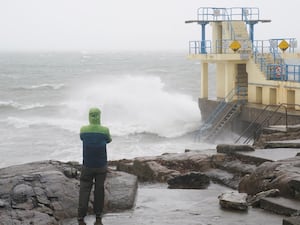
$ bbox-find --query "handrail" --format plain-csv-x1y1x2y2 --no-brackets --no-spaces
189,40,212,54
206,103,241,141
253,39,297,54
197,7,236,39
235,104,273,144
197,7,260,22
196,87,244,140
252,39,300,82
234,103,300,144
244,104,286,144
199,87,236,126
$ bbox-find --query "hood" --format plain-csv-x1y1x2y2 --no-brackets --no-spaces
89,108,101,125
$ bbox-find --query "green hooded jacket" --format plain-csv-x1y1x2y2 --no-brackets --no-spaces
80,108,111,168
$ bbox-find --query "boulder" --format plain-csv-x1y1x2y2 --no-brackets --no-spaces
260,197,300,216
254,125,300,148
105,170,138,210
289,177,300,197
216,144,255,154
115,152,212,182
167,172,210,189
247,189,280,207
0,160,138,224
204,169,239,189
212,156,256,175
218,191,248,211
239,157,300,198
283,216,300,225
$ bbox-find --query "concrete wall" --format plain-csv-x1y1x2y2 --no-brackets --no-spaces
211,22,222,53
247,58,300,110
200,62,208,99
198,98,300,136
216,64,225,99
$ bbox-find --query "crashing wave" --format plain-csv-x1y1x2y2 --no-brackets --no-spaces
0,101,45,110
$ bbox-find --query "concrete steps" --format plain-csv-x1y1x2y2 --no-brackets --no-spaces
260,197,300,216
283,216,300,225
205,104,241,141
236,64,248,101
231,21,249,39
216,145,300,224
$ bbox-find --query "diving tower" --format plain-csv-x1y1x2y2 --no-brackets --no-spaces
186,7,300,142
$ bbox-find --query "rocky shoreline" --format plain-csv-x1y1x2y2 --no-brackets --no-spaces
1,126,300,225
0,161,138,225
112,143,300,224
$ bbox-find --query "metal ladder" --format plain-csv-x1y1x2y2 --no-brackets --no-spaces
196,87,243,142
205,103,241,141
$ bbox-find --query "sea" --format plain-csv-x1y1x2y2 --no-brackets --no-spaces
0,51,217,169
1,51,285,224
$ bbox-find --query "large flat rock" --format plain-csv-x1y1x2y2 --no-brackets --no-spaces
283,216,300,225
236,148,300,162
0,160,138,225
239,156,300,198
260,197,300,216
60,183,283,225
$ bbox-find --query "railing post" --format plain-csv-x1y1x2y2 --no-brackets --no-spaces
199,22,209,54
285,105,288,130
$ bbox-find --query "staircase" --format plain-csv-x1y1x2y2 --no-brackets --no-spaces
222,21,252,53
205,103,241,141
254,41,286,79
230,21,249,39
236,64,248,102
196,64,248,142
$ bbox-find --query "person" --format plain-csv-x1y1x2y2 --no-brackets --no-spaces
78,108,112,225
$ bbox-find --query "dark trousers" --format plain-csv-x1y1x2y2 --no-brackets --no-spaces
78,166,107,219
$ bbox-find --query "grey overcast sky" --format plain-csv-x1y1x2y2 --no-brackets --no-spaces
0,0,298,51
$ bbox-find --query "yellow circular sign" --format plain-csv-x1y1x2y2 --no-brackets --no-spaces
279,40,289,51
230,40,241,52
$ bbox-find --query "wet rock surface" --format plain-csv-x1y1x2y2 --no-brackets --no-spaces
247,189,280,207
217,144,255,153
239,157,300,198
60,183,284,225
113,144,300,223
218,191,248,211
114,150,260,190
115,152,212,182
0,160,138,225
283,216,300,225
254,125,300,148
167,172,210,189
2,132,300,224
260,197,300,216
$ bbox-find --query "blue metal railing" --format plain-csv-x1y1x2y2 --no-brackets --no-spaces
197,7,260,22
190,7,262,54
197,7,236,40
266,64,300,82
190,38,298,55
197,7,228,21
228,7,260,21
253,39,297,54
189,39,252,54
189,40,212,54
252,38,300,82
196,87,243,140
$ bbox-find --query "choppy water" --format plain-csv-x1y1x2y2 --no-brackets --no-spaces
0,51,216,168
1,51,285,225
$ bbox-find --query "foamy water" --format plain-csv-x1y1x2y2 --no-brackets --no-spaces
65,75,201,137
0,51,213,168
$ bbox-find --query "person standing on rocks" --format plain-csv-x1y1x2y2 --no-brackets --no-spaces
78,108,112,225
